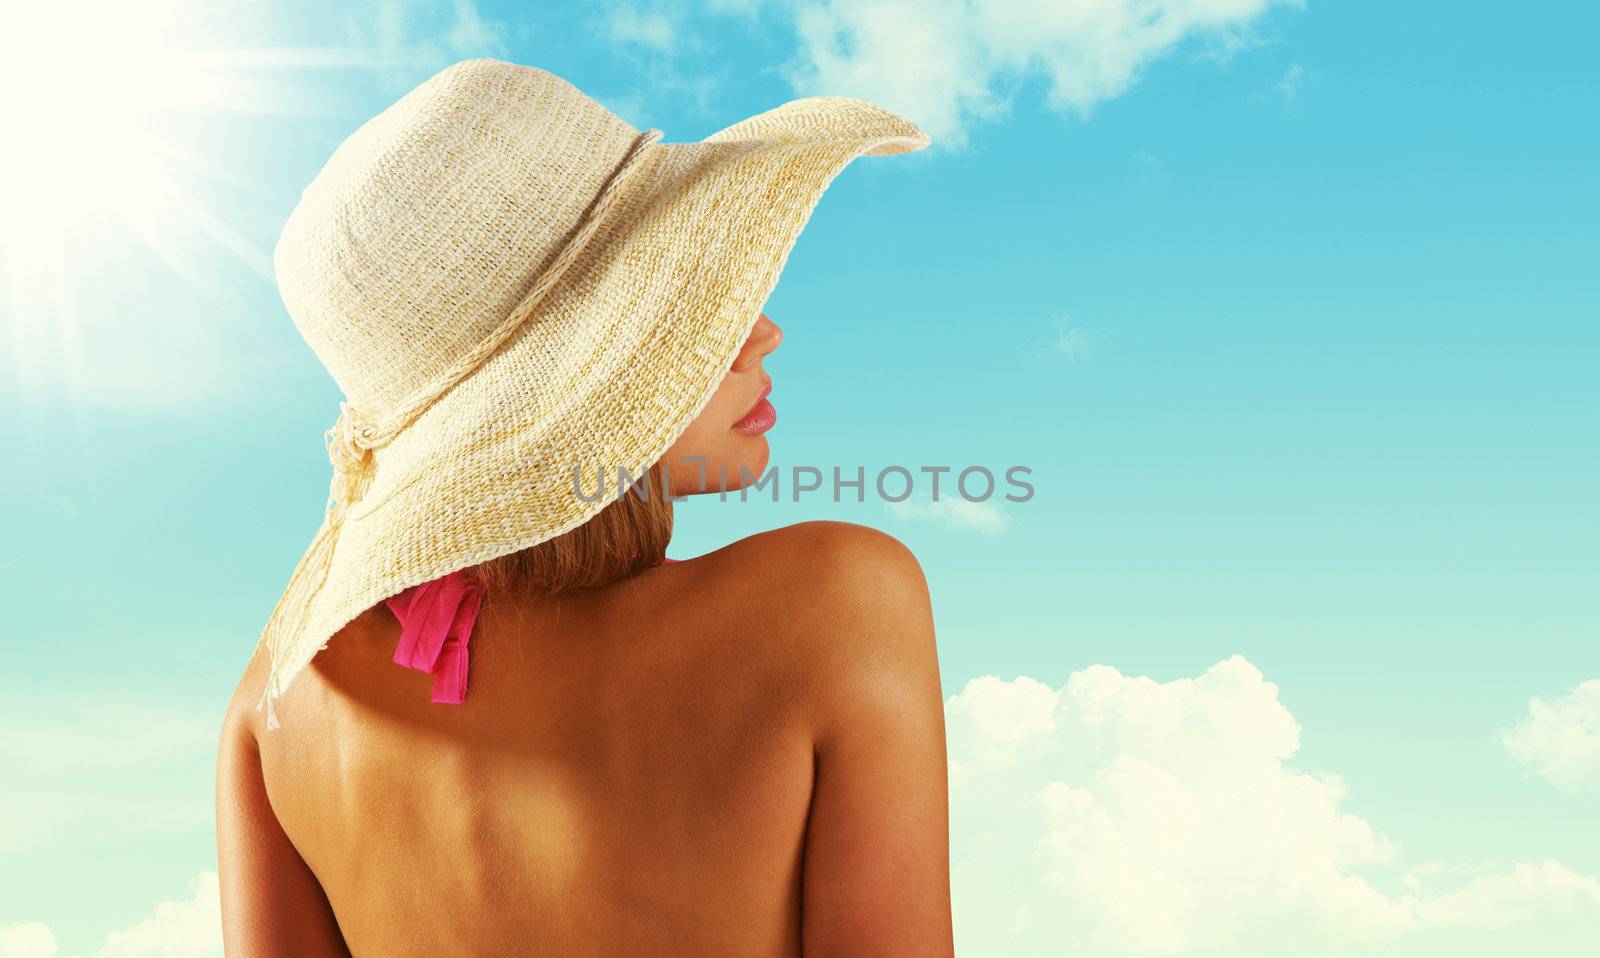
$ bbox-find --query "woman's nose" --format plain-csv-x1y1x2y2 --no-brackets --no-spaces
732,313,783,370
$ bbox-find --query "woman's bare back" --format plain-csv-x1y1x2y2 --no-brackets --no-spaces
219,521,953,956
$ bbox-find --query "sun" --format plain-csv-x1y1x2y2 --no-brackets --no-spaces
0,0,364,401
2,3,215,297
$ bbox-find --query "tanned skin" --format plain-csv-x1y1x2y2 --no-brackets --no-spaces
217,314,954,956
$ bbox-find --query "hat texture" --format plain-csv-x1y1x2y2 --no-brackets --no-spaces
258,58,931,727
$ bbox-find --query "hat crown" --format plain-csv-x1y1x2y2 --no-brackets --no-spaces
274,58,643,413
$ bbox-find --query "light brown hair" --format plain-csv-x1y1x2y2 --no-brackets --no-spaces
467,461,674,598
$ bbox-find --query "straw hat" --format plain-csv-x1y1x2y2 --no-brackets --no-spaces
256,58,931,727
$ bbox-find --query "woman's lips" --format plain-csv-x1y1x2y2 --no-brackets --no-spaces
733,385,776,436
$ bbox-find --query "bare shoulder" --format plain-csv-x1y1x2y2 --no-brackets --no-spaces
680,521,938,741
220,644,269,747
701,519,930,614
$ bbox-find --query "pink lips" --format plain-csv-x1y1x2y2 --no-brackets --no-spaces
733,385,776,436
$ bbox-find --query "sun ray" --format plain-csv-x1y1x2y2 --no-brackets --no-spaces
0,0,372,406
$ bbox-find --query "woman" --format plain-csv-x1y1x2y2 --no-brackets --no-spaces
218,58,951,956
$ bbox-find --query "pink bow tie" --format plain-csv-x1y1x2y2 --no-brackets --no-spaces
382,558,677,704
383,570,484,704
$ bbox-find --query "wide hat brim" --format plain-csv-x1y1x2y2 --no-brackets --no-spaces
257,94,931,720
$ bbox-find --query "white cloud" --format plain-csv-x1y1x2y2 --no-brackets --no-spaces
343,0,511,85
1052,315,1093,361
0,873,221,958
889,493,1012,535
779,0,1304,149
1278,61,1305,98
1500,679,1600,793
783,0,1009,151
947,655,1600,955
590,5,728,123
0,924,58,958
595,0,1299,146
0,697,217,854
93,873,222,958
607,6,679,53
1408,860,1600,931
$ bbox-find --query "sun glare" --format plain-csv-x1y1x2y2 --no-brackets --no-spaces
0,0,373,403
3,3,206,300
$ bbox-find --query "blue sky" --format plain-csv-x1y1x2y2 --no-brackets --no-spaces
2,1,1597,955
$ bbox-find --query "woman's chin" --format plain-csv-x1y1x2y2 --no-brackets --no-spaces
667,441,771,497
729,440,772,489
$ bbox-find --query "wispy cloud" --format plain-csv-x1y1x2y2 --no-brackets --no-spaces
606,5,679,53
0,924,56,958
1279,61,1306,99
777,0,1304,149
590,3,731,123
948,656,1600,954
94,873,221,958
1500,679,1600,793
343,0,512,88
593,0,1301,146
889,493,1012,535
0,872,221,958
1052,315,1093,362
0,696,218,854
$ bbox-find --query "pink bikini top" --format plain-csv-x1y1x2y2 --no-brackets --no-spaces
384,557,677,704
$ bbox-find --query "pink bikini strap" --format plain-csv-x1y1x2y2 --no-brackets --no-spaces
383,557,677,705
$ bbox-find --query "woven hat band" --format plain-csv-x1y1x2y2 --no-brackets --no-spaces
322,126,667,502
